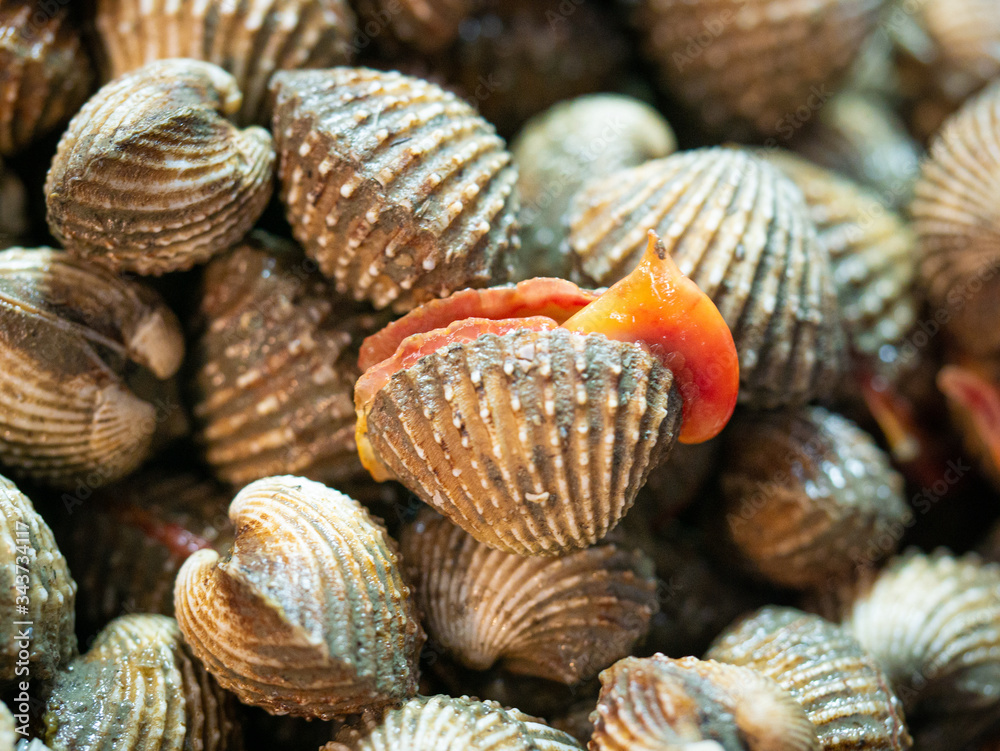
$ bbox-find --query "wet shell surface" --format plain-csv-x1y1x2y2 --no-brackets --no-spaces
324,694,584,751
399,510,658,684
354,0,471,53
0,474,76,683
95,0,356,124
361,327,682,556
192,232,387,487
0,2,93,155
174,475,425,719
632,0,884,139
270,67,518,311
42,614,238,751
591,655,820,751
721,406,909,589
567,148,845,409
707,606,912,751
511,94,676,280
0,247,184,488
45,59,275,276
911,81,1000,356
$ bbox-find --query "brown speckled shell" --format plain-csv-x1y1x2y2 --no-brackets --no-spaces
567,148,845,409
42,614,238,751
399,509,658,684
270,67,518,311
0,2,92,155
361,327,682,556
192,232,386,487
591,655,820,751
95,0,356,125
633,0,884,139
354,0,471,54
0,247,184,488
174,476,425,719
707,607,912,751
45,59,275,276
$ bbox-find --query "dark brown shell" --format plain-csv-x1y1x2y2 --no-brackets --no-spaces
361,327,682,556
0,160,27,250
567,147,845,409
270,66,518,311
354,0,472,54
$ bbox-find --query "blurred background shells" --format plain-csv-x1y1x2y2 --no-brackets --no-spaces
42,614,239,751
707,606,912,751
174,476,424,719
361,327,682,556
510,94,677,281
325,694,584,751
399,509,658,684
94,0,357,125
631,0,885,140
0,474,76,683
192,232,387,488
590,655,819,751
0,1,93,156
0,161,28,250
0,247,184,488
45,59,275,276
354,0,472,54
270,66,518,311
567,147,845,408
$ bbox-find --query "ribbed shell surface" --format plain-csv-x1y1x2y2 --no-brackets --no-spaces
591,655,820,751
0,474,76,682
721,406,909,589
0,2,93,155
633,0,885,138
270,67,518,311
354,0,471,53
193,232,386,487
0,247,184,488
42,614,237,751
399,510,658,683
363,327,682,556
707,607,912,751
567,148,844,408
173,476,425,719
94,0,356,124
325,695,584,751
45,59,275,276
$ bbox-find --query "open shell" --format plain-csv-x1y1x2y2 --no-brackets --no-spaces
45,59,275,276
591,655,820,751
42,614,238,751
361,327,682,556
707,606,912,751
0,247,184,488
174,475,424,719
567,148,845,408
270,67,518,311
399,509,658,684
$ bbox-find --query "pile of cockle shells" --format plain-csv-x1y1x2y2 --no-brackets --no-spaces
2,1,1000,750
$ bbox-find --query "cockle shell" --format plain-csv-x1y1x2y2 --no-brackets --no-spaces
270,67,518,311
399,509,658,684
174,475,425,719
0,474,76,683
707,606,912,751
591,655,820,751
45,59,275,276
192,232,387,487
324,694,584,751
354,0,471,53
95,0,356,124
510,94,676,280
0,2,92,155
361,327,682,556
0,247,184,488
567,148,845,409
632,0,884,139
911,81,1000,356
721,406,909,590
42,614,238,751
